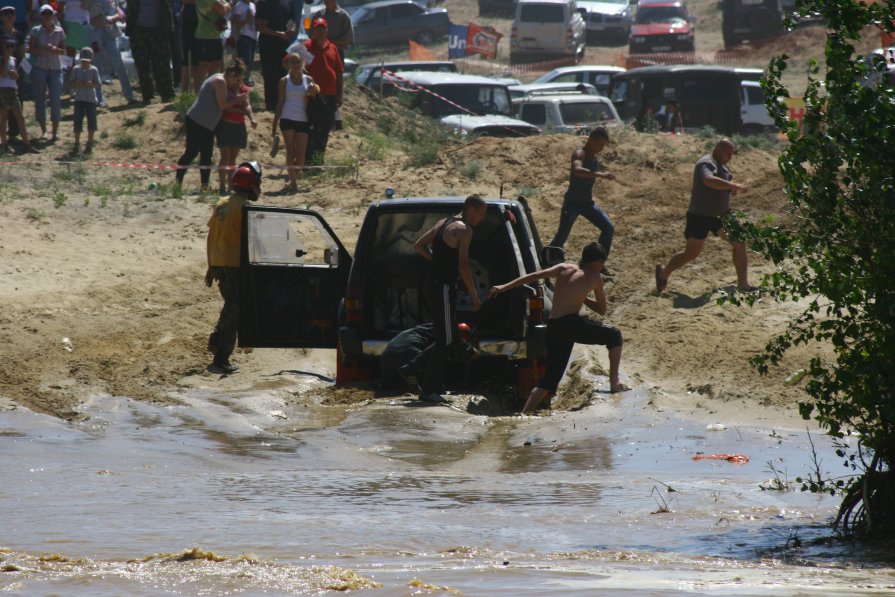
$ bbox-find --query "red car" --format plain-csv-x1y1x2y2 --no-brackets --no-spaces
628,0,695,54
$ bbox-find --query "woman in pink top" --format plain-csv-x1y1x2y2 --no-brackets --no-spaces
216,63,256,193
271,52,319,193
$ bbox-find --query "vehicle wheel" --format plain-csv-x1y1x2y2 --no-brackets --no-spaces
416,30,434,45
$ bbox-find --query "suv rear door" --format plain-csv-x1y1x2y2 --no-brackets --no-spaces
238,206,353,348
516,2,568,51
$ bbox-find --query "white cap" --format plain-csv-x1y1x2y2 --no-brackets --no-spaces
39,3,56,14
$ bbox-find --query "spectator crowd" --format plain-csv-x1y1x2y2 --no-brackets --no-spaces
0,0,352,191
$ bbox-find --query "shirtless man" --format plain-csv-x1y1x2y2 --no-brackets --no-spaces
410,194,486,402
489,241,629,414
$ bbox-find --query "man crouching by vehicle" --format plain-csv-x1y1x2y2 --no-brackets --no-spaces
204,160,263,375
489,242,629,414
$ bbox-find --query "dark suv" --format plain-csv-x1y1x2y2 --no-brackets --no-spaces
721,0,785,48
237,197,555,401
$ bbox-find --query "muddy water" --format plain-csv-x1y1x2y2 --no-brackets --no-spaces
2,376,894,595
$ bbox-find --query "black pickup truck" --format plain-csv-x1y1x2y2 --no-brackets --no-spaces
237,196,557,401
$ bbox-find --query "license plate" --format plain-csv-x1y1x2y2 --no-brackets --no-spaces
651,45,671,51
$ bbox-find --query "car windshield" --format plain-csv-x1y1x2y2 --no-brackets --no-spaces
432,84,513,116
635,6,687,24
559,102,615,124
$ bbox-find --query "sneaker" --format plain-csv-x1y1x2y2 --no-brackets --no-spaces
245,79,255,87
398,364,419,388
98,100,108,108
209,360,238,374
101,77,113,84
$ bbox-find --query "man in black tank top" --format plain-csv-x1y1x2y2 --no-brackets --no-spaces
409,194,487,403
549,127,618,271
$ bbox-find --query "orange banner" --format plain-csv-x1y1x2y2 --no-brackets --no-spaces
408,40,436,61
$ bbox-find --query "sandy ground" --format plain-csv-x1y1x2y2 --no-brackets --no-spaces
4,0,871,426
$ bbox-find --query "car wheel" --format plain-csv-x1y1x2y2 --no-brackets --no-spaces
416,30,434,45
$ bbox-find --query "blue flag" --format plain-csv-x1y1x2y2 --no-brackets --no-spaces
448,23,468,59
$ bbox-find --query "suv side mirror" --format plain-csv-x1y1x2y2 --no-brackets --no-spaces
577,7,587,16
541,245,565,267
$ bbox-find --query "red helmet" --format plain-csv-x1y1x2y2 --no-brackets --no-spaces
231,160,262,199
457,322,472,341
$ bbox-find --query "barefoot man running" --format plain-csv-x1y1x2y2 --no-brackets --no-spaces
489,242,629,414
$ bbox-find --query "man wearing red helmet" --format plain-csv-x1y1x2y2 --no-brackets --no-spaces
204,160,262,374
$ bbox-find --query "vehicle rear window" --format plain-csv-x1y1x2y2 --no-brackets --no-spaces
520,103,547,125
519,4,566,22
362,207,525,336
559,101,614,124
635,6,686,24
432,84,513,116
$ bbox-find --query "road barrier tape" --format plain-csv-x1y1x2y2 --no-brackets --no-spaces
382,68,536,137
0,160,356,172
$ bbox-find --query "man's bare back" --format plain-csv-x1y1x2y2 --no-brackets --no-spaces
550,263,606,318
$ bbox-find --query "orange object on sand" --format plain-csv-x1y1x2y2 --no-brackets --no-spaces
692,453,750,464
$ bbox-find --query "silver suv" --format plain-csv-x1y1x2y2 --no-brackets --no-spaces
510,0,587,65
514,92,621,134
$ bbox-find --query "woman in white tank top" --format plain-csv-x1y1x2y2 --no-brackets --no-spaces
271,53,320,193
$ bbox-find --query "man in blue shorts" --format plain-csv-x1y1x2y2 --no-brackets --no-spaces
655,138,756,294
489,241,629,414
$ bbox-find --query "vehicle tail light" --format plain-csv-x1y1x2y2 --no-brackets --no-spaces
511,25,517,40
345,287,363,325
528,287,545,323
566,27,574,43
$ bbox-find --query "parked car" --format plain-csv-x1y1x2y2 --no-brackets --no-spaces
514,93,622,133
478,0,517,16
532,64,625,96
350,0,450,46
739,79,777,134
721,0,785,48
508,81,598,100
396,71,541,136
628,0,695,54
578,0,635,45
510,0,587,65
354,60,457,94
237,197,558,401
609,65,742,134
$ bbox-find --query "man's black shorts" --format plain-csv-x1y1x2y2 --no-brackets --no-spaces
684,212,723,240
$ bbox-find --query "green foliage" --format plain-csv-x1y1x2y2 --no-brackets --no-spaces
123,111,147,127
173,91,196,123
113,132,137,150
459,159,483,180
724,0,895,538
25,207,45,222
53,191,67,208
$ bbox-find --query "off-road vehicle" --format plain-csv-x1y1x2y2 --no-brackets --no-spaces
237,197,558,401
721,0,785,49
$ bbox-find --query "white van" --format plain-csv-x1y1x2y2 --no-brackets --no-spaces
510,0,587,65
739,80,775,134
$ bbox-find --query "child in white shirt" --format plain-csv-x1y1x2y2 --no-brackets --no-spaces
70,45,100,153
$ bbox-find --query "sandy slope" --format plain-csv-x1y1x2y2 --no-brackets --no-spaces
0,93,819,428
4,0,868,423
